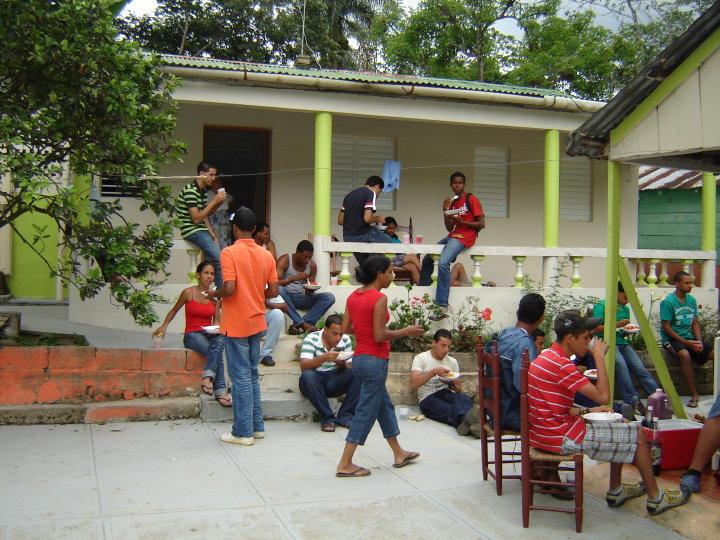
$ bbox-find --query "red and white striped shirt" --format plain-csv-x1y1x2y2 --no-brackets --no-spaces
528,343,590,453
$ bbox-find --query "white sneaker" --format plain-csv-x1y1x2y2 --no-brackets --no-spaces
253,431,265,439
220,433,255,446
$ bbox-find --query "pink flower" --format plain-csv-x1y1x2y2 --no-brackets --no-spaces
481,308,492,321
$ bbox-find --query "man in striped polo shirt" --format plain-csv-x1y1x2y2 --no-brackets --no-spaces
298,314,360,432
529,310,690,516
176,161,227,289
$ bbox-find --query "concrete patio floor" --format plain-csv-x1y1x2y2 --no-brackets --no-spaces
0,416,691,540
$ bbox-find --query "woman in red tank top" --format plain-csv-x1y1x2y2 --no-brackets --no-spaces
336,256,424,477
153,262,230,406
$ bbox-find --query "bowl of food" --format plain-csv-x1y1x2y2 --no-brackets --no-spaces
202,325,221,334
443,208,463,216
337,351,354,361
583,411,623,424
303,283,322,291
584,368,598,380
622,323,640,333
438,371,460,383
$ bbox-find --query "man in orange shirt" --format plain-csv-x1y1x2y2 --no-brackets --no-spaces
208,207,279,446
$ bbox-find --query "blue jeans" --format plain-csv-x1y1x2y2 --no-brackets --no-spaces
299,368,361,425
185,230,222,289
343,229,393,266
279,289,335,327
225,333,264,438
183,331,226,397
259,309,284,359
616,344,658,405
419,388,473,427
419,237,466,306
346,355,400,445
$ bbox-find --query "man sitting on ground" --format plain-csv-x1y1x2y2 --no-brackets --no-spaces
298,314,360,432
529,310,690,515
410,329,472,428
680,393,720,493
277,240,336,335
253,222,277,260
659,271,714,408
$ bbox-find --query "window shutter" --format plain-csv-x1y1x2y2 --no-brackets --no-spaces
560,158,592,221
331,135,355,209
473,147,508,218
356,137,396,211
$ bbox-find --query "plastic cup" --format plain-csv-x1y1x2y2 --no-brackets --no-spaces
399,407,410,421
402,233,410,244
414,234,423,244
330,276,339,286
217,187,225,194
153,337,163,350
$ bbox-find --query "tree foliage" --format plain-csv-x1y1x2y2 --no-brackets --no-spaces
1,0,186,325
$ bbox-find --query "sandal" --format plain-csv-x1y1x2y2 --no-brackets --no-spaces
201,378,214,396
393,451,420,468
336,466,371,478
217,393,232,407
687,398,699,408
321,423,336,432
287,324,304,336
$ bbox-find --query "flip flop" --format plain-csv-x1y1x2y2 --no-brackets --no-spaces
393,451,420,468
321,423,336,432
687,398,699,408
201,378,214,396
217,393,232,407
336,467,371,478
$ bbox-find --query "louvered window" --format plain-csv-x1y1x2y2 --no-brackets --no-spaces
473,147,508,218
331,136,396,211
560,158,592,221
100,175,142,198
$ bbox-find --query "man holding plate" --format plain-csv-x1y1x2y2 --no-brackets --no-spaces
298,314,360,432
529,310,690,515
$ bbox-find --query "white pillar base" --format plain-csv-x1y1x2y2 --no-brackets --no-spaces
542,256,559,287
313,234,331,285
702,259,716,289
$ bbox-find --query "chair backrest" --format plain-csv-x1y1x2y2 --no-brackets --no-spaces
477,340,502,433
519,348,531,450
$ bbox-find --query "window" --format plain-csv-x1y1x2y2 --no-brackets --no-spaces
331,135,396,211
473,147,508,218
100,175,142,198
560,157,592,221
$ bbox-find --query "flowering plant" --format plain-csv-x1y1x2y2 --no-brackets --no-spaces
449,296,497,351
387,284,438,352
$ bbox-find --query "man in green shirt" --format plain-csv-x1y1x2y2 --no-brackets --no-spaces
660,271,714,408
593,282,658,413
176,161,227,288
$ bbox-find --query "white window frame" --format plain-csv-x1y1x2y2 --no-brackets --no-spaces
473,147,509,218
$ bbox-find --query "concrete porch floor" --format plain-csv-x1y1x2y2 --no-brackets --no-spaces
0,416,698,540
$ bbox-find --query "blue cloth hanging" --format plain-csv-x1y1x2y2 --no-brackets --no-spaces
382,160,401,192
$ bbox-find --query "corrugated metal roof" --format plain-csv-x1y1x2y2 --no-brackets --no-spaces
639,165,719,190
156,53,570,99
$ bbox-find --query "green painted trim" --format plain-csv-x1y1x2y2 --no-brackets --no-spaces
701,172,716,251
543,129,559,248
604,161,622,402
73,174,92,226
618,261,686,419
313,112,332,236
8,212,59,299
610,27,720,147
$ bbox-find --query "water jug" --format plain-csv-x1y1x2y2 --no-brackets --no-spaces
647,389,672,420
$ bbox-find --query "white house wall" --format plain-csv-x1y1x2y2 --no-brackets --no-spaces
611,47,720,160
107,102,637,289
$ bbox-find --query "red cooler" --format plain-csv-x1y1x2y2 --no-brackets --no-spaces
656,419,703,470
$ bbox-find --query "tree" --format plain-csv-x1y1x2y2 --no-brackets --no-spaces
1,0,186,326
384,0,559,82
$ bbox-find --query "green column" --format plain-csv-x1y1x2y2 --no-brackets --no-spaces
701,171,716,252
544,129,560,247
604,161,622,403
313,112,332,236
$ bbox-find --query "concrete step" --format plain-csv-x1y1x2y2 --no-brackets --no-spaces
199,392,339,422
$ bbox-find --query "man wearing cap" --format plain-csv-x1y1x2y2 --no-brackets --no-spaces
528,310,690,515
208,207,279,446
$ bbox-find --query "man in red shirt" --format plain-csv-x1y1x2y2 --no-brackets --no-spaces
419,172,484,319
529,310,690,515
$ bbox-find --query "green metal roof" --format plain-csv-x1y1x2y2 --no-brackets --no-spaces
156,53,570,99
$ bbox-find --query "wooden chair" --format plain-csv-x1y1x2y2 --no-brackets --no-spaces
520,349,584,533
477,340,522,495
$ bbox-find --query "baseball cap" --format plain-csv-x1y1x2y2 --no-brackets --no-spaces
553,309,603,338
230,206,256,231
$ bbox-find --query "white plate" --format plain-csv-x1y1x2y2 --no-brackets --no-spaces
303,284,321,291
622,324,640,333
584,369,597,379
438,373,460,383
443,208,463,216
337,351,354,361
373,224,388,230
583,412,623,424
202,325,220,334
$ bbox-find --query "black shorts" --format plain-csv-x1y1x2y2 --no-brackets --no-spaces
663,340,714,365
